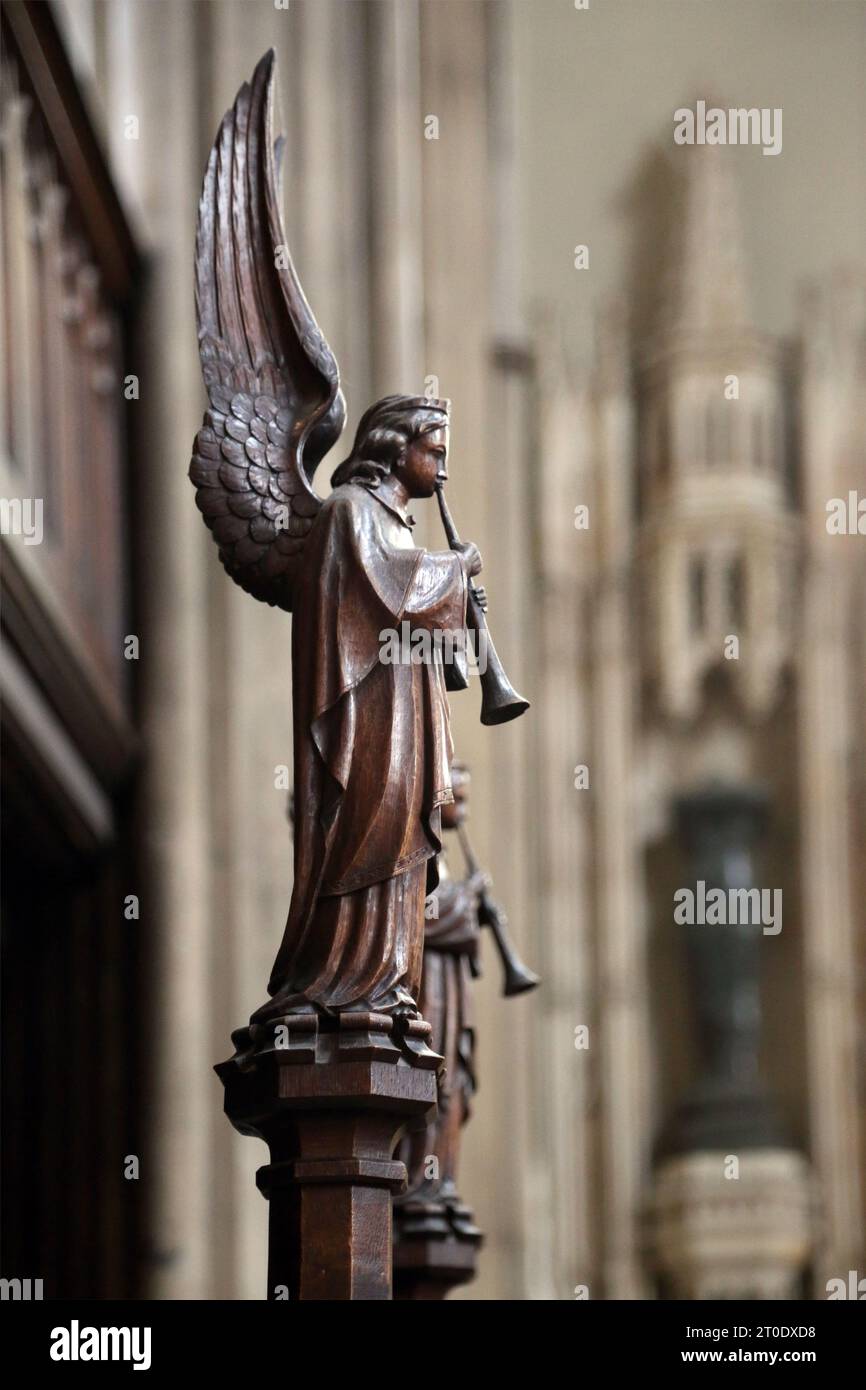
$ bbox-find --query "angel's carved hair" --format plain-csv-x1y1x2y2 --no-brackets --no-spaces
330,394,448,489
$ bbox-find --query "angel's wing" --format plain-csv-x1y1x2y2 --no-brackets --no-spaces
190,49,345,611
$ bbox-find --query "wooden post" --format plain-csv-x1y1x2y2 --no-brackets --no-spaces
217,1015,439,1300
393,1203,482,1301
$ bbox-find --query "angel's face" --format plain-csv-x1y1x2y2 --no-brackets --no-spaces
398,424,448,498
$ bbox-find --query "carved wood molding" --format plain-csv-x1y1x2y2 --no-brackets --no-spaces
1,0,141,796
2,0,139,301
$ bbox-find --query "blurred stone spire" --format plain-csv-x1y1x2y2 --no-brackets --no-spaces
665,140,752,338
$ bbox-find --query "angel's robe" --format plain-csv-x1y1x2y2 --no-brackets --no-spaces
262,480,468,1018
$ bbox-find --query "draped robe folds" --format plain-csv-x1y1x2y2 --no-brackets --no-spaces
261,481,468,1019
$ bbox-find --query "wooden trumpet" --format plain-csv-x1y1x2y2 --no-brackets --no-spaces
435,484,530,726
457,823,539,997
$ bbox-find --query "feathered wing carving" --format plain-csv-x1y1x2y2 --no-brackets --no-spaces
190,49,345,610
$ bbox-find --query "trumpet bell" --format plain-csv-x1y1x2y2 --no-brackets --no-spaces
480,691,531,726
502,962,541,997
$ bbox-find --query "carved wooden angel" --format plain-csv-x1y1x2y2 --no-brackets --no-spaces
190,52,483,1027
396,758,535,1241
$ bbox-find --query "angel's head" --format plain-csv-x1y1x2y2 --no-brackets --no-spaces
330,394,450,499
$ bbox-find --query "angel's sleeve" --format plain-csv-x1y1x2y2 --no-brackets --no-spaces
402,550,467,634
427,877,479,949
333,492,467,636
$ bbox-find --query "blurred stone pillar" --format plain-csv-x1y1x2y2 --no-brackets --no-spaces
649,784,812,1299
368,0,424,397
524,332,596,1300
592,301,651,1299
102,0,214,1298
797,281,863,1293
482,0,539,1301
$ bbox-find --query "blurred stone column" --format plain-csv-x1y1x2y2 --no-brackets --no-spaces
797,282,863,1294
368,0,424,397
649,784,812,1299
592,301,651,1299
525,333,596,1300
482,0,539,1301
102,0,214,1298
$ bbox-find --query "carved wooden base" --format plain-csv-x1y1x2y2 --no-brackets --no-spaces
393,1194,483,1299
216,1011,441,1300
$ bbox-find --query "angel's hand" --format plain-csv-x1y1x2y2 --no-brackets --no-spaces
454,540,483,577
472,585,488,613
